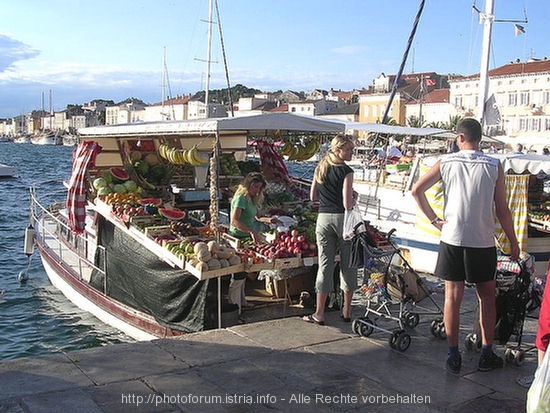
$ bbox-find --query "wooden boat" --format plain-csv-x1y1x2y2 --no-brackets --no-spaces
29,113,344,339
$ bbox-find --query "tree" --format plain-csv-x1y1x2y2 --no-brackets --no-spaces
445,115,462,131
407,115,423,128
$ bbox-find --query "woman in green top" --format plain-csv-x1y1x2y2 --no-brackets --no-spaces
229,172,278,313
230,172,277,243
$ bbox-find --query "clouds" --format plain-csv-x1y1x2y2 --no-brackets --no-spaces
0,34,40,72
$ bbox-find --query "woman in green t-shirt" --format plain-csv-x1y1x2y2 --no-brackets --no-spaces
229,172,278,313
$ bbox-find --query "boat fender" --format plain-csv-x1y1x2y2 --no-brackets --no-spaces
24,225,35,256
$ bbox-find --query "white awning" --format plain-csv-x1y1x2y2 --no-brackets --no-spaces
341,121,447,136
422,153,550,175
78,113,345,137
491,153,550,175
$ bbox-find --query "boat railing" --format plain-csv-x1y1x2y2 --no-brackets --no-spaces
29,187,107,282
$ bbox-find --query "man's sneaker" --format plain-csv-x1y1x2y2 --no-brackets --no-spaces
478,352,504,372
446,354,462,374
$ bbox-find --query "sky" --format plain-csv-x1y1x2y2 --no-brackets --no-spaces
0,0,547,118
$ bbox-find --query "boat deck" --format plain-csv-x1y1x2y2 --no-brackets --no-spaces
39,214,96,282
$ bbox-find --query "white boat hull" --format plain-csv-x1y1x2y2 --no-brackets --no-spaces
39,254,156,341
354,176,550,276
31,197,183,340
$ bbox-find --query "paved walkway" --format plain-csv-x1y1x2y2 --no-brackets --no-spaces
0,286,538,412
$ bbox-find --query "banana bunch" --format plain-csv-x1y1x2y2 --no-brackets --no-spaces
278,137,320,161
158,144,209,166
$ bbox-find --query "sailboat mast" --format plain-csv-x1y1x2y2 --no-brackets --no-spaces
162,47,166,120
204,0,213,118
478,0,494,126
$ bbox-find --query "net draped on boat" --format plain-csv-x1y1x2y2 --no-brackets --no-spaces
90,217,219,333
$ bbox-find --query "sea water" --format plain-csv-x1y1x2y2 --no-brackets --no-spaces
0,142,133,360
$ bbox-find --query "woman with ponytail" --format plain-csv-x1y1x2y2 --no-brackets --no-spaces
303,135,356,325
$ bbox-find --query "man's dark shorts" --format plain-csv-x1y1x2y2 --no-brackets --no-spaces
434,241,497,283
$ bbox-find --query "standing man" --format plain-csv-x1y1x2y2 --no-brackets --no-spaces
412,118,520,373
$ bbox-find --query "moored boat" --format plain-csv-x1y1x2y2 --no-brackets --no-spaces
351,151,550,276
29,113,344,339
0,163,17,178
31,130,61,145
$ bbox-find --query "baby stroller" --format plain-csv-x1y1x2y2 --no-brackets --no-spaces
465,254,539,366
350,224,444,352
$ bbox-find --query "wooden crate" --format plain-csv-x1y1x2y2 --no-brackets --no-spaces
244,252,274,272
185,261,245,281
273,255,302,269
265,270,315,299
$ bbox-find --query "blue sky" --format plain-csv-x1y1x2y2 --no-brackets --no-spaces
0,0,546,118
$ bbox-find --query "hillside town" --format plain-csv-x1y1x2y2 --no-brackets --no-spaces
1,57,550,147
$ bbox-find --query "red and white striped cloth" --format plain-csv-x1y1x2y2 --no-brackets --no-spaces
66,141,102,233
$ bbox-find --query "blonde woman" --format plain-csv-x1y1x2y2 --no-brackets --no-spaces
303,135,356,325
229,172,278,313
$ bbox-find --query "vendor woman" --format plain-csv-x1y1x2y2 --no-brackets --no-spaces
229,172,279,313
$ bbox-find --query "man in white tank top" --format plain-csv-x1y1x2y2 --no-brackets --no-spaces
412,118,520,374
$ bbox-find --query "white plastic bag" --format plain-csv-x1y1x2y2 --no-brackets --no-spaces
343,208,365,241
527,349,550,413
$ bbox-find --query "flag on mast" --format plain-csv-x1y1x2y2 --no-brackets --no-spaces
514,24,525,36
484,94,501,126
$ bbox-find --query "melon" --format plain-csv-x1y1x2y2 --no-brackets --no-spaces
139,197,162,206
97,187,112,196
123,180,138,192
93,177,107,190
113,184,127,194
144,153,160,165
110,167,129,182
159,208,186,220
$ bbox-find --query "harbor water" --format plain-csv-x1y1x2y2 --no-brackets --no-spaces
0,142,133,360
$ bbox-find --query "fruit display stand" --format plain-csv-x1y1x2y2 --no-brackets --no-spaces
94,198,189,269
184,261,245,281
94,198,247,280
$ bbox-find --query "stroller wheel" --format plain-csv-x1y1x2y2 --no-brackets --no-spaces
351,317,365,334
389,330,400,349
430,319,446,339
404,312,420,329
505,348,514,364
396,331,411,352
359,318,374,337
514,350,525,366
465,333,481,352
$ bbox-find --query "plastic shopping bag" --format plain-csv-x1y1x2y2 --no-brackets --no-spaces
343,208,365,241
527,348,550,413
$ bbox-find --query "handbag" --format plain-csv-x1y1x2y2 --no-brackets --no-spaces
343,208,365,241
527,348,550,412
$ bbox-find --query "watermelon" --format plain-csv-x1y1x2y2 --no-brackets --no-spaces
139,197,162,206
110,167,130,182
159,208,186,220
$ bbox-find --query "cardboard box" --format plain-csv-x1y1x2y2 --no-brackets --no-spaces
265,269,315,299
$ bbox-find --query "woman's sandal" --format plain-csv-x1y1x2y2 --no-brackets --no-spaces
340,314,351,323
303,314,325,325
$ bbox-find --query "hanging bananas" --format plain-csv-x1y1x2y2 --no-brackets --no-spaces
278,137,320,162
158,143,210,166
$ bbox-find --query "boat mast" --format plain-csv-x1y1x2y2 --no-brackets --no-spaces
204,0,213,119
374,0,425,147
162,47,166,120
477,0,494,126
